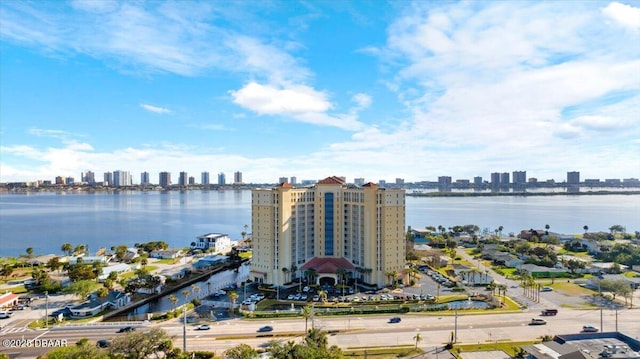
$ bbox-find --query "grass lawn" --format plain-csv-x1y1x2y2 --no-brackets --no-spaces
452,340,539,358
343,345,422,358
556,249,592,258
545,281,596,296
154,258,179,265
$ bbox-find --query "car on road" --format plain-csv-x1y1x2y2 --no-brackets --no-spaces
389,317,402,323
257,325,273,332
582,325,599,332
530,318,547,325
196,324,210,330
117,326,135,333
541,309,558,316
96,339,111,348
0,311,13,319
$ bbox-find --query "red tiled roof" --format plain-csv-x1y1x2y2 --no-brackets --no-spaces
0,292,19,307
301,257,354,273
317,176,346,185
277,182,293,188
362,182,377,187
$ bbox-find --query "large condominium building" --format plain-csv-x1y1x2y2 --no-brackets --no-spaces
250,176,406,289
179,171,188,187
201,172,210,185
234,171,243,184
140,172,150,186
218,172,226,185
159,172,171,187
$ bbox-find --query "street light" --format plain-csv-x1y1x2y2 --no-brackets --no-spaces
44,291,48,328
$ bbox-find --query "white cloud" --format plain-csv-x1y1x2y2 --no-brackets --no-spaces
352,93,372,109
602,2,640,30
229,82,364,131
230,82,331,115
28,128,76,140
140,103,171,114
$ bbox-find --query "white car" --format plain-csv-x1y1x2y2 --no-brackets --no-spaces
582,325,599,332
196,324,210,330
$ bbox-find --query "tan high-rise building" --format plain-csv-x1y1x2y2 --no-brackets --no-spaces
250,176,406,289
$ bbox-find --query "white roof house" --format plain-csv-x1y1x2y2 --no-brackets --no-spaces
192,233,232,253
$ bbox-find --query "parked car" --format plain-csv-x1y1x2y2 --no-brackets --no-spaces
196,324,210,330
0,311,13,319
530,318,547,325
389,317,402,323
117,326,135,333
257,325,273,332
96,339,111,348
582,325,599,333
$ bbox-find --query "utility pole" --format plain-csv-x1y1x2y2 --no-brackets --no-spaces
183,305,187,353
454,309,458,343
599,282,603,331
44,291,48,328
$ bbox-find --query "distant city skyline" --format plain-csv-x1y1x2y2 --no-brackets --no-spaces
9,168,640,187
1,1,639,183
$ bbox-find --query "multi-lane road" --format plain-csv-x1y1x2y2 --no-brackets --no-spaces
2,307,639,358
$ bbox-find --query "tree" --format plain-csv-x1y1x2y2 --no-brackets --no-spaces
282,267,289,283
63,280,95,300
61,242,73,256
545,224,550,235
566,259,585,276
301,305,314,332
41,339,109,359
31,268,49,285
413,332,422,349
0,264,14,279
109,327,174,359
26,247,34,258
115,245,128,262
168,295,179,311
224,344,256,359
141,258,148,267
97,287,109,298
74,244,86,255
583,225,589,234
47,256,62,274
498,225,504,236
228,291,239,312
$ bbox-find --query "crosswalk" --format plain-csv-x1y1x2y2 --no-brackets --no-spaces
0,326,30,335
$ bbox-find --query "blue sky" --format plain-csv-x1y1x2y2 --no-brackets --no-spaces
1,0,639,184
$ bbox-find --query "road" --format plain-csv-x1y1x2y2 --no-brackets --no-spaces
2,307,639,358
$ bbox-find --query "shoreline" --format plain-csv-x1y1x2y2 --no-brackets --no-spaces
406,190,640,197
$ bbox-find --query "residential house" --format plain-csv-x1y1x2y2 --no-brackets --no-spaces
587,274,640,290
519,229,547,241
122,248,140,262
98,263,131,282
69,256,110,265
158,266,191,281
589,262,628,274
192,233,232,253
69,290,130,317
149,249,183,259
26,254,57,267
192,255,228,271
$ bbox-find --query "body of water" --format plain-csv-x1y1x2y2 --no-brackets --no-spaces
0,190,638,257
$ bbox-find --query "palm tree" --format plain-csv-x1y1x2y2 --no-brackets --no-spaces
26,247,34,258
498,226,504,236
335,268,348,294
191,284,201,300
545,224,550,235
583,225,589,233
413,332,422,350
228,291,239,312
61,242,72,256
301,305,313,332
282,267,289,283
318,290,328,303
168,295,178,311
182,290,190,305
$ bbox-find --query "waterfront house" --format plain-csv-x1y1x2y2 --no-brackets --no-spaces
69,255,110,265
158,266,191,281
192,255,228,271
98,263,131,282
192,233,232,253
69,290,130,317
149,249,183,259
26,254,57,267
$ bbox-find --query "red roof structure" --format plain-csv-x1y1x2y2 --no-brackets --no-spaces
0,292,19,309
277,182,293,188
301,257,354,273
317,176,346,185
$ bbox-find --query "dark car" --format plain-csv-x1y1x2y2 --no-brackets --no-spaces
257,325,273,332
117,326,135,333
96,339,111,348
50,308,71,317
389,317,401,323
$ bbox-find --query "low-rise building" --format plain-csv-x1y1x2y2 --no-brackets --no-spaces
149,249,183,259
98,263,131,282
0,292,19,310
522,332,640,359
192,233,232,253
69,290,130,318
